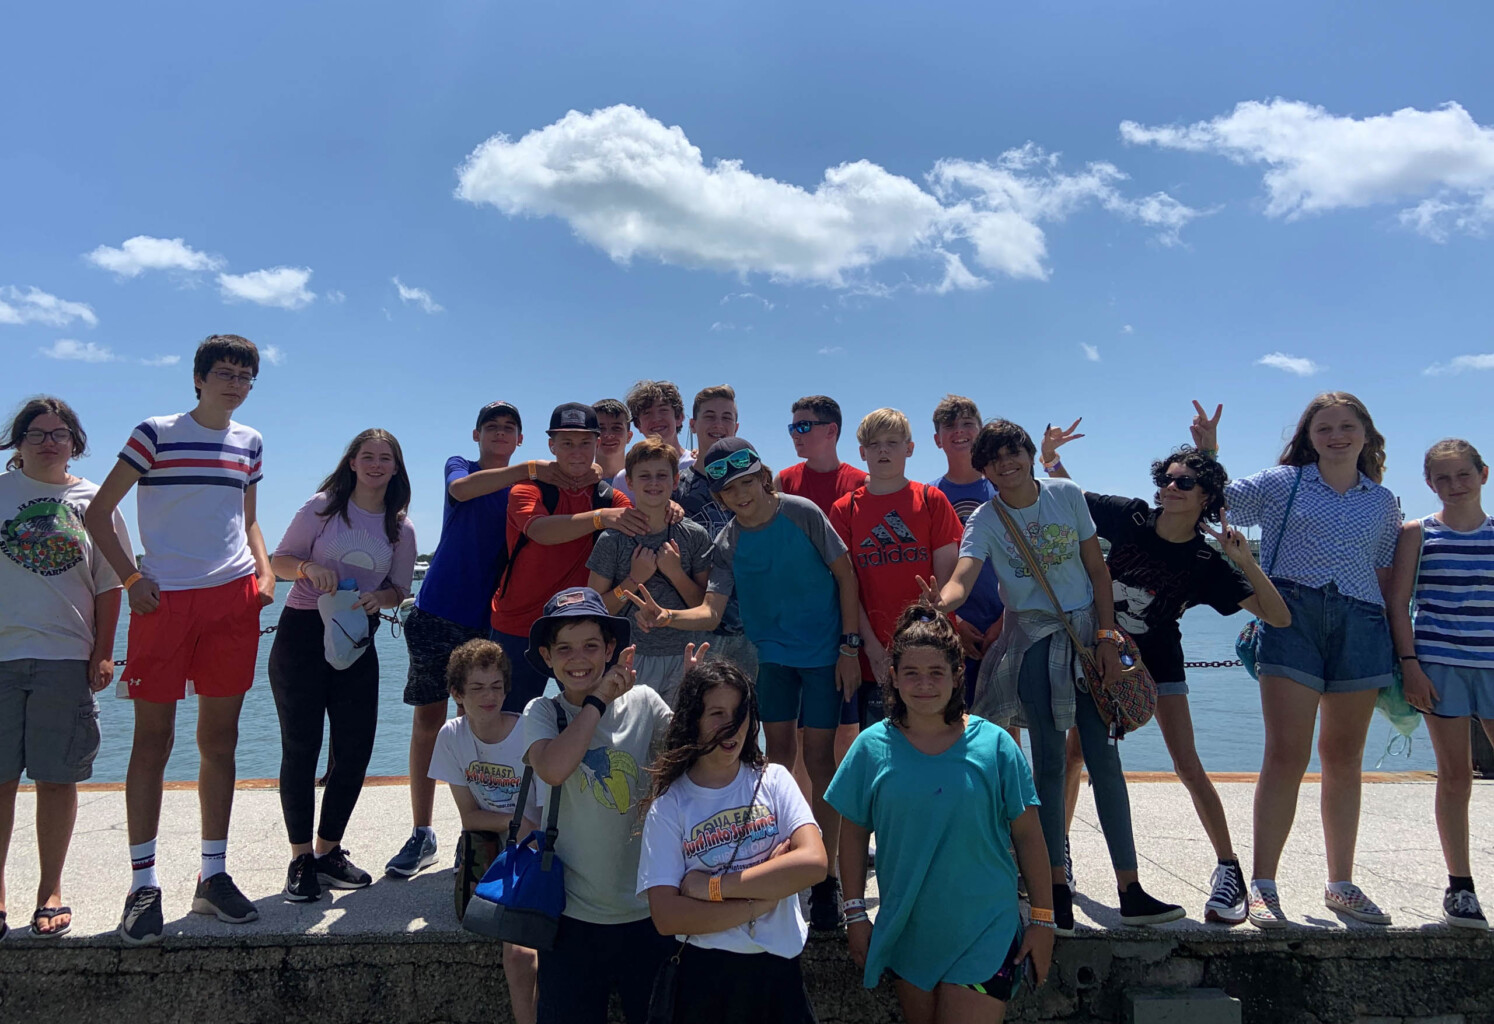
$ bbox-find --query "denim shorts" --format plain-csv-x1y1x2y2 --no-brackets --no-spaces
1256,580,1394,694
1155,680,1189,698
758,662,841,728
1424,662,1494,720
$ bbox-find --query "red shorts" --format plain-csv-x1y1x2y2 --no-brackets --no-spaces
120,575,261,703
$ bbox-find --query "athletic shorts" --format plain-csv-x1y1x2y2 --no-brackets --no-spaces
0,659,101,784
634,653,688,709
120,574,260,703
891,930,1025,1003
1425,662,1494,720
758,663,841,729
705,630,759,681
403,605,486,707
1256,580,1394,695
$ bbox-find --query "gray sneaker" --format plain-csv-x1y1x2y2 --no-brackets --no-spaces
119,885,164,946
191,872,259,923
385,828,438,877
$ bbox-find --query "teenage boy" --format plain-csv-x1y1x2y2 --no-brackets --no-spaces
928,395,1007,702
628,438,862,931
612,381,693,497
587,438,713,707
490,403,646,717
830,408,963,721
522,588,674,1024
675,385,759,679
777,395,867,516
387,402,596,878
84,334,275,945
428,638,540,1024
593,398,633,482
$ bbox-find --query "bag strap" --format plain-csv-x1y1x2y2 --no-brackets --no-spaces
507,765,536,846
989,497,1096,671
1264,467,1303,575
540,698,568,871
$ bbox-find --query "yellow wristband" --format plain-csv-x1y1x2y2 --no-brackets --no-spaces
708,874,723,902
123,571,143,590
1029,907,1054,923
593,512,605,531
527,460,538,481
296,560,312,579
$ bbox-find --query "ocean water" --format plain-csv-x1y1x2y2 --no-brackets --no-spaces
93,581,1437,783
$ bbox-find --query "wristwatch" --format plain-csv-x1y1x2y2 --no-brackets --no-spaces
840,633,863,649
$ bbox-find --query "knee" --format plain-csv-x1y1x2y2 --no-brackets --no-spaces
198,725,239,761
132,731,175,771
1437,761,1474,797
413,704,447,739
1316,738,1365,774
1170,750,1208,787
503,942,538,978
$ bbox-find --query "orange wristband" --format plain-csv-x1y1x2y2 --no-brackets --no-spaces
122,571,143,590
1029,907,1054,923
708,875,723,902
593,512,604,531
527,460,538,481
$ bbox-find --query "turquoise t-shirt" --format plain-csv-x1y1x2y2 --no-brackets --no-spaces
824,716,1040,991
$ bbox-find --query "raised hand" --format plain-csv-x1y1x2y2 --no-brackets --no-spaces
597,645,637,704
1040,419,1084,465
1190,401,1223,454
914,574,946,613
630,543,659,584
1201,510,1252,564
683,640,711,674
623,582,669,629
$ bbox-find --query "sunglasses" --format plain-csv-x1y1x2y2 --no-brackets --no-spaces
1154,473,1199,491
788,420,833,435
703,448,761,480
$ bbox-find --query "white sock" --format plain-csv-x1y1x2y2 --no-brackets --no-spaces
416,825,435,838
201,838,228,880
130,839,159,892
1326,880,1355,894
1251,877,1277,892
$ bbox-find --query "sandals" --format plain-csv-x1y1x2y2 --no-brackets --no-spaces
30,905,72,939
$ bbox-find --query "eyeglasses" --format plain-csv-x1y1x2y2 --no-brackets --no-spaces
788,420,833,435
208,369,256,387
22,427,74,445
703,448,761,480
1154,473,1199,491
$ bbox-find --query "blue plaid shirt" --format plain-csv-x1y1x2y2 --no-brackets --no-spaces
1225,463,1400,606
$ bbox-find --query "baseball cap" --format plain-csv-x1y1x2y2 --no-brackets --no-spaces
701,437,764,492
547,402,601,435
525,587,632,676
476,401,522,432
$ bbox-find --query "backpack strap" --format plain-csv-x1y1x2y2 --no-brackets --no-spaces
496,481,576,598
540,698,568,871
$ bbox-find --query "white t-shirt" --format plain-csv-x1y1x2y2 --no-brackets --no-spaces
612,452,695,500
427,714,543,818
958,476,1097,614
637,761,817,958
118,412,263,590
0,471,131,661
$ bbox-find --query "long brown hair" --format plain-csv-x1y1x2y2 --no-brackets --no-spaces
1277,391,1387,484
884,603,966,727
2,396,87,472
316,428,412,544
645,661,764,811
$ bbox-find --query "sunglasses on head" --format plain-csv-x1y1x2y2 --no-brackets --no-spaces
703,448,761,480
1154,472,1199,491
788,420,833,435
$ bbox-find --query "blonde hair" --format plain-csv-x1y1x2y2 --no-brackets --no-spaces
856,407,911,446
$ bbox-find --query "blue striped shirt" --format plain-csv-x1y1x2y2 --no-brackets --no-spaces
1413,516,1494,668
1224,464,1400,607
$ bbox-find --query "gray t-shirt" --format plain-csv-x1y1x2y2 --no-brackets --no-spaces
959,477,1097,614
521,686,673,924
587,520,715,657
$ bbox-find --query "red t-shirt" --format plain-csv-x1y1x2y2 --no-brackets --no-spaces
778,461,868,517
829,482,963,650
490,482,632,635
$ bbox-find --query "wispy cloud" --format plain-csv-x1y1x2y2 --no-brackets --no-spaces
1121,324,1134,334
217,267,315,310
817,345,845,356
1256,351,1324,376
139,354,180,367
38,339,115,363
720,292,775,310
261,344,286,366
86,235,223,278
325,290,347,304
1424,353,1494,376
1080,343,1101,362
393,276,443,314
709,321,735,332
0,285,98,328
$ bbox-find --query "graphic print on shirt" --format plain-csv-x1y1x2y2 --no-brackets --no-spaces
318,525,394,577
578,744,641,812
1,497,87,576
1003,520,1078,578
856,510,930,568
466,759,522,805
1112,580,1157,635
683,801,779,869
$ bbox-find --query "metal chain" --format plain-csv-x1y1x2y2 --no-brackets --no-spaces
1181,659,1244,669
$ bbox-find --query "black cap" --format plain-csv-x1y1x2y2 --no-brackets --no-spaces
525,587,632,676
547,402,601,435
701,436,764,492
476,401,522,432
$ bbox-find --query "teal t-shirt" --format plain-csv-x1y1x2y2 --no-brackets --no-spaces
824,716,1039,991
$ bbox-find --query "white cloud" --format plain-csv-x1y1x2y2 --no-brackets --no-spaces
86,235,223,277
1080,343,1101,361
1121,324,1134,334
1256,351,1324,376
1121,99,1494,238
817,345,845,356
217,267,315,310
709,321,735,332
455,105,1198,292
1424,353,1494,375
325,290,347,304
38,339,115,362
0,286,98,327
261,344,286,366
721,292,775,310
139,354,180,367
393,276,444,314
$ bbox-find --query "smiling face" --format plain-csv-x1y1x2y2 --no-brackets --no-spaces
194,358,255,413
695,683,749,770
636,401,683,446
626,456,678,511
350,439,396,493
1308,404,1366,470
1427,455,1488,509
717,471,774,526
1157,461,1207,519
474,415,521,462
549,430,599,477
596,412,632,463
860,430,913,482
458,664,509,729
892,645,958,719
981,443,1035,494
934,415,981,464
539,620,615,695
691,398,738,450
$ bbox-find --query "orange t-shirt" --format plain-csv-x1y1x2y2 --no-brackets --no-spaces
778,461,868,517
489,482,632,635
829,482,964,649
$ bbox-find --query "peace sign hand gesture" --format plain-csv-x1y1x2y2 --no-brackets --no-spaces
915,575,947,614
623,582,669,631
1190,401,1223,454
598,646,637,704
683,641,711,674
1040,419,1084,465
1201,509,1252,564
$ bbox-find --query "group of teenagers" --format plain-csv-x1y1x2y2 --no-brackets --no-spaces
1,332,1492,1024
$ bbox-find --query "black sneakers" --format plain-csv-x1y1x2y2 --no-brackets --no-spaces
1052,883,1076,936
1444,887,1488,931
809,875,844,931
119,885,164,946
1205,860,1248,924
285,852,322,902
1119,882,1186,926
316,847,373,890
192,872,259,923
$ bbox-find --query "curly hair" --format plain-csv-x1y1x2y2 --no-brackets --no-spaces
883,603,966,727
445,638,510,698
1279,392,1387,484
645,661,765,811
1150,445,1229,525
970,419,1036,475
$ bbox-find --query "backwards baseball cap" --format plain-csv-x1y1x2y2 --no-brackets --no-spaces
547,402,601,435
701,437,764,492
476,401,522,431
525,587,632,676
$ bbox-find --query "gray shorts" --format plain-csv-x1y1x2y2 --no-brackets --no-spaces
705,631,759,681
0,659,101,784
634,653,688,709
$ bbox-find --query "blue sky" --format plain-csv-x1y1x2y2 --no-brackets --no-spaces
6,1,1493,549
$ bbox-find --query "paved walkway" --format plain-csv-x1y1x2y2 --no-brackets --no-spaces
2,776,1490,942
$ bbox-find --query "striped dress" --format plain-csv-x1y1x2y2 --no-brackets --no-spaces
1413,516,1494,669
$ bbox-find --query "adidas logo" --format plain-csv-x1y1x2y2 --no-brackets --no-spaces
856,511,929,568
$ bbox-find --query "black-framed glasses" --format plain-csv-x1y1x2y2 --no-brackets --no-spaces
788,420,833,435
1154,473,1199,491
209,369,256,387
22,427,74,445
703,448,761,480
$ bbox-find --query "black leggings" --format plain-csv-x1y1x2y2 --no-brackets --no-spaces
268,607,380,846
